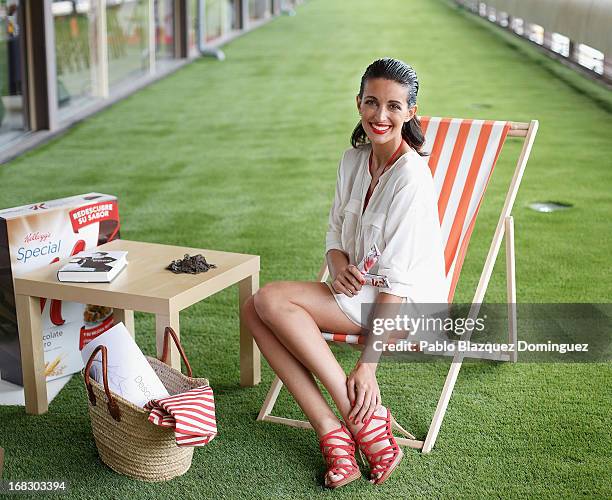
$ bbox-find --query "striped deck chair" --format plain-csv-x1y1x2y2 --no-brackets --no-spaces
257,117,539,453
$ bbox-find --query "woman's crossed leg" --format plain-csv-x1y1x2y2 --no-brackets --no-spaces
241,281,394,486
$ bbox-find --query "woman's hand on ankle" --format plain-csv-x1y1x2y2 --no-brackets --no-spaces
347,362,381,425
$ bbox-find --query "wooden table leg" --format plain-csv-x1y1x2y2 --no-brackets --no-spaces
155,310,181,371
15,294,48,415
113,308,135,338
239,273,260,386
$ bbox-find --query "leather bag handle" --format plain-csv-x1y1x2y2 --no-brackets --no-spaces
84,345,122,422
160,327,193,377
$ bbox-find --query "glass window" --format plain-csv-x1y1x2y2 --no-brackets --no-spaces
53,0,102,117
551,33,570,58
478,2,486,17
188,0,199,55
205,0,223,41
204,0,237,43
248,0,270,22
577,44,604,75
107,0,150,89
154,0,173,61
511,17,524,36
528,24,544,46
0,0,26,146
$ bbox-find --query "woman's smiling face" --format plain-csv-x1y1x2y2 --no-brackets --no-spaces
356,78,416,145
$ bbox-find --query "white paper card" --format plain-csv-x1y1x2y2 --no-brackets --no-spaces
81,323,169,407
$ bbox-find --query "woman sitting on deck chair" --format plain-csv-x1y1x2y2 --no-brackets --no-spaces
241,58,447,489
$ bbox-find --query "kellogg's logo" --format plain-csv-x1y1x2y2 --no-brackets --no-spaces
23,231,52,244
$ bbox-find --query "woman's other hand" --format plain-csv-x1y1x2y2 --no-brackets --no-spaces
347,362,381,425
332,264,365,297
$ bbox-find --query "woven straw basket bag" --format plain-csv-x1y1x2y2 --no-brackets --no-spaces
82,327,209,482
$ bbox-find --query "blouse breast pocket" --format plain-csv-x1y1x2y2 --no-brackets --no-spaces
361,211,387,255
341,198,361,258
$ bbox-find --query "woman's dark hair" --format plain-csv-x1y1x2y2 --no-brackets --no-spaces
351,58,427,156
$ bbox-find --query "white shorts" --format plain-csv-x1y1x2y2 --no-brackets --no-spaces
326,282,450,344
326,282,400,329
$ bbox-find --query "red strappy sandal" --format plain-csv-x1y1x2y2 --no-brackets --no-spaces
354,407,404,485
319,423,361,489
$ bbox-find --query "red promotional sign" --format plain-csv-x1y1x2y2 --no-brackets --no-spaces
69,201,119,233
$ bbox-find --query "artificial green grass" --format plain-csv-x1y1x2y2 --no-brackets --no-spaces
1,0,611,497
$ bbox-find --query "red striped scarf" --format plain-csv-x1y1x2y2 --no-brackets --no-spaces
144,385,217,447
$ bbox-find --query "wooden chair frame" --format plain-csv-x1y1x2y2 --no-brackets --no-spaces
256,120,539,453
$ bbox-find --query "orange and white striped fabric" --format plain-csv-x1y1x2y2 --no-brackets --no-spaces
144,385,217,447
323,116,510,345
421,117,510,302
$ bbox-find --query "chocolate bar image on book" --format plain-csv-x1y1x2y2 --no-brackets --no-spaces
72,252,117,272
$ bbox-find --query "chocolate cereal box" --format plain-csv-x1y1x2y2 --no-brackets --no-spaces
0,193,121,386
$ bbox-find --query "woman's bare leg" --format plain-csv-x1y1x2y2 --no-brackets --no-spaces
253,282,362,422
241,295,357,484
242,296,342,436
253,281,399,481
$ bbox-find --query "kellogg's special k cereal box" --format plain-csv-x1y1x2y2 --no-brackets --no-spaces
0,193,120,386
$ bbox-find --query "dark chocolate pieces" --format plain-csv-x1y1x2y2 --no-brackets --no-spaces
166,254,217,274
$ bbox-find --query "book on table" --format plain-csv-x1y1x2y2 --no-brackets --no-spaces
57,250,127,283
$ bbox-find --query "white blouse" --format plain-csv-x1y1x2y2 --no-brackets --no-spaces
325,144,448,303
